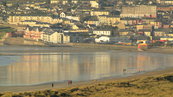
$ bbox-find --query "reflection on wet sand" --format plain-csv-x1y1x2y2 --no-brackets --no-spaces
0,52,173,86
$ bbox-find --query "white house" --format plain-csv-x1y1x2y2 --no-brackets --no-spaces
62,0,68,5
90,1,99,8
59,12,66,18
72,0,78,4
49,32,70,43
66,16,80,21
50,0,59,4
93,30,112,36
95,36,110,43
42,32,70,43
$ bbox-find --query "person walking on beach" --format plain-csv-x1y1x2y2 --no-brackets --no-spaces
123,69,126,73
164,41,168,48
52,83,54,88
68,80,72,85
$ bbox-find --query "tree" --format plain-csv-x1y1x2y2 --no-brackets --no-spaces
1,1,7,7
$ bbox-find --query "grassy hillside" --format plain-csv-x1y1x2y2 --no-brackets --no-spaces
1,0,45,1
0,26,15,39
2,73,173,97
0,0,48,4
0,26,15,32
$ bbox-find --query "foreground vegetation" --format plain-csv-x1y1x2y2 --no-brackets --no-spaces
1,73,173,97
0,26,15,33
0,26,15,39
0,32,6,39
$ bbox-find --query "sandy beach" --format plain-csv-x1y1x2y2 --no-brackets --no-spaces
0,66,173,92
1,46,173,97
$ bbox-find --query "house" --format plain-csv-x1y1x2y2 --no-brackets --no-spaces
71,24,79,30
121,5,157,18
90,0,99,8
157,5,173,11
62,0,68,5
160,37,173,41
19,20,51,27
6,1,13,7
170,24,173,28
120,18,143,25
59,12,66,18
62,19,71,24
136,24,144,30
84,20,99,26
115,22,126,29
0,17,4,23
162,24,170,28
76,8,92,16
65,16,80,21
138,29,152,36
118,29,133,36
50,32,70,43
142,18,155,24
98,16,120,25
50,0,60,4
23,27,43,41
136,35,150,43
143,24,153,29
93,30,112,36
23,3,36,7
166,33,173,37
83,16,99,26
160,0,173,5
126,0,134,5
162,15,171,19
41,28,70,43
8,15,62,25
66,33,89,43
149,21,162,29
41,28,54,42
65,29,89,33
72,0,78,4
63,29,90,43
154,29,170,36
90,10,109,16
19,20,36,26
110,36,131,43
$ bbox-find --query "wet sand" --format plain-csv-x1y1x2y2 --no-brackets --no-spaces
1,67,173,97
146,47,173,54
0,67,171,92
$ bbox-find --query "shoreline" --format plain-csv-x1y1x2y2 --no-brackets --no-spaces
1,63,173,93
0,46,173,56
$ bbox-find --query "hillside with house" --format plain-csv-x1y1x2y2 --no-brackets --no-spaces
0,0,173,47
